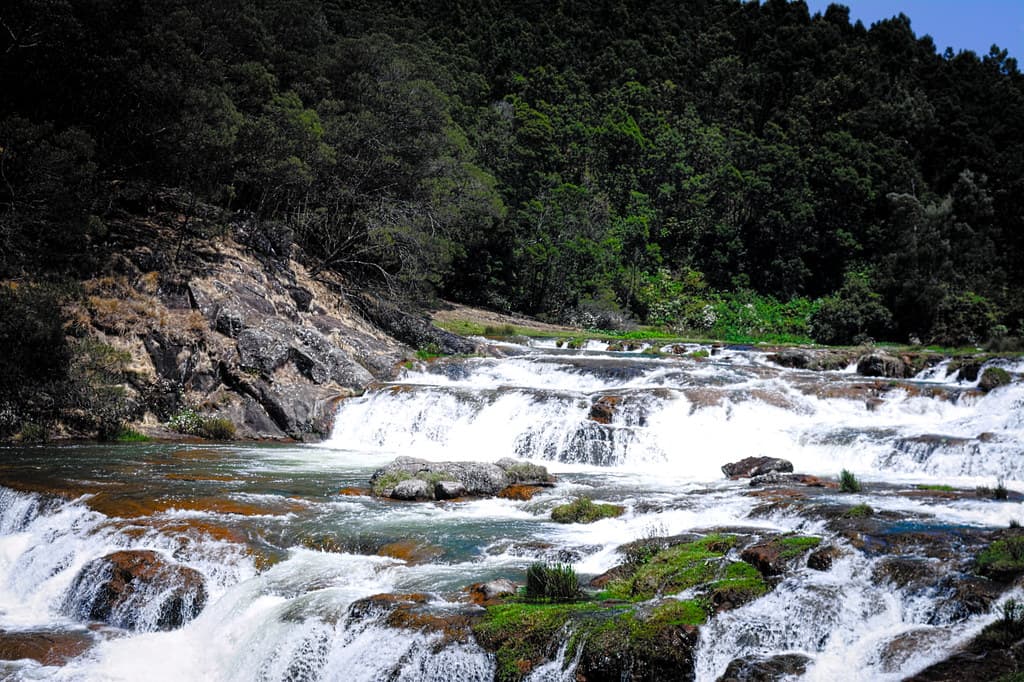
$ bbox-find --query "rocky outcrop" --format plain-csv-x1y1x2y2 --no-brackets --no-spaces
769,348,853,371
81,229,424,440
369,456,555,500
856,351,911,378
62,550,207,631
722,457,794,479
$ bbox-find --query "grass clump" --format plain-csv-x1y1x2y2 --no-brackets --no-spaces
976,535,1024,579
551,496,624,524
845,503,874,518
917,484,955,492
977,477,1010,500
839,469,861,493
978,598,1024,648
114,427,150,442
525,562,580,602
473,602,615,682
370,471,413,496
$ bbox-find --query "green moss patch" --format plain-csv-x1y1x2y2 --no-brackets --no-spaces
604,534,744,601
551,496,624,524
473,602,621,682
777,535,822,559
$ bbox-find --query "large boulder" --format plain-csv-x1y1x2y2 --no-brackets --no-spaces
370,457,554,500
722,457,794,479
979,367,1012,392
62,550,207,631
856,352,910,378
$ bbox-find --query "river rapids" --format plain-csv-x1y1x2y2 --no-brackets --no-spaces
1,341,1022,680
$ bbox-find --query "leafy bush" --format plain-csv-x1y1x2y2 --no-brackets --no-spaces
809,272,892,345
930,290,999,347
16,422,49,443
525,562,580,602
167,408,235,440
839,469,861,493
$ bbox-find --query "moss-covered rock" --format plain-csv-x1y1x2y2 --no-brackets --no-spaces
740,535,822,577
977,534,1024,581
980,367,1012,392
551,496,624,524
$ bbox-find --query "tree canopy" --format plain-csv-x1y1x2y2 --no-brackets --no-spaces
3,0,1022,344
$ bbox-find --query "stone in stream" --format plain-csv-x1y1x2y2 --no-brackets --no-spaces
391,478,432,501
722,457,793,479
466,578,518,605
62,550,207,631
718,653,811,681
856,351,910,378
369,456,554,500
0,629,95,666
588,395,620,424
433,480,467,500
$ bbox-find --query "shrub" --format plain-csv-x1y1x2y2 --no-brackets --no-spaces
551,496,624,524
839,469,861,493
809,272,892,345
976,536,1024,579
167,408,235,440
16,422,49,443
979,478,1009,500
930,290,999,347
199,417,236,440
525,562,579,602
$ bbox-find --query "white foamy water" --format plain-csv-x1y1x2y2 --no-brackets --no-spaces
0,344,1021,680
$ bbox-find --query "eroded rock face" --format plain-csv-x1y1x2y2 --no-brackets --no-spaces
722,457,794,479
62,550,207,631
83,231,419,442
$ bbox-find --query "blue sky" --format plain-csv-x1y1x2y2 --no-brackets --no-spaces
802,0,1024,58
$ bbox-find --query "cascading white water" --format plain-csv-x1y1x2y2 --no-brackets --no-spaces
324,351,1024,486
1,342,1021,680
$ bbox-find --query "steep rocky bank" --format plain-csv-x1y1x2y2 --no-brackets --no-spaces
45,202,478,442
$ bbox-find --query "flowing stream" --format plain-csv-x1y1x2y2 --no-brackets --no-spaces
1,341,1022,680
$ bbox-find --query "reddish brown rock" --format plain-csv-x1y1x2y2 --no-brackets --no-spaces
0,629,95,666
498,485,544,501
63,550,207,631
589,396,621,424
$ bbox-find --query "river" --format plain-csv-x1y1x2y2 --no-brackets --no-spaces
1,341,1022,680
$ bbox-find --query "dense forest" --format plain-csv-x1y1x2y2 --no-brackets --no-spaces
3,0,1023,349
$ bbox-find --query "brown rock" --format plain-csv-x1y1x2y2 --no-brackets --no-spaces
498,485,544,501
589,396,620,424
62,550,207,631
0,629,95,666
377,539,444,565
